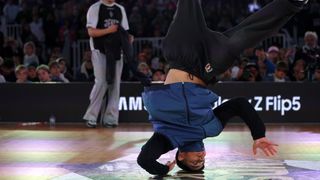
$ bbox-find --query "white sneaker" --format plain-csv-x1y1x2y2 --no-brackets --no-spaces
86,120,97,128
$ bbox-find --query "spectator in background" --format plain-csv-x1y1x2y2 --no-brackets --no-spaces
48,61,69,83
217,68,233,82
150,57,167,72
56,57,73,81
229,58,247,81
15,65,31,83
152,69,166,82
36,64,52,83
267,46,280,64
312,65,320,82
0,59,16,82
295,31,320,80
230,66,241,81
15,1,32,23
242,47,256,60
137,52,148,63
0,32,5,58
27,62,39,82
49,46,63,60
29,13,45,43
254,46,275,76
3,37,22,59
291,59,307,82
12,52,22,66
150,57,160,71
278,48,292,65
43,11,59,52
23,41,39,66
83,0,131,129
296,31,320,64
137,62,152,80
256,58,267,79
140,45,153,63
3,0,21,24
129,6,143,36
239,62,262,82
264,61,289,82
0,57,6,83
20,22,38,44
158,57,168,71
77,50,94,82
0,73,5,83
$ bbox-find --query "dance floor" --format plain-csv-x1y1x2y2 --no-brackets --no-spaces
0,123,319,180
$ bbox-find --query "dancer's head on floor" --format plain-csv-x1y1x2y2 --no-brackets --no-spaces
175,150,206,172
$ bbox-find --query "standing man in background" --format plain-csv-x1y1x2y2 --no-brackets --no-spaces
83,0,130,128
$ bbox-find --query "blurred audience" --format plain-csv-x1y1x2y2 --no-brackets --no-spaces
312,65,320,82
23,41,39,66
295,31,320,80
77,50,94,82
152,69,166,82
0,0,319,83
56,57,73,81
0,57,6,83
267,46,280,65
27,62,39,82
264,61,289,82
15,65,30,83
36,64,51,83
254,46,275,76
1,59,16,82
290,59,307,82
137,62,152,80
48,61,69,83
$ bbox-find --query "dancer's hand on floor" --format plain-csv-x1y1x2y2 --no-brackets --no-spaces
166,160,176,172
253,137,278,157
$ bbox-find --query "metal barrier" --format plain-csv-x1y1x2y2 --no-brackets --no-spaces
71,40,90,78
132,37,163,57
1,24,288,77
260,34,286,50
71,37,164,77
71,34,287,75
5,24,22,40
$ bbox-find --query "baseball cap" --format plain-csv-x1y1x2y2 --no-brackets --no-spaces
267,46,280,53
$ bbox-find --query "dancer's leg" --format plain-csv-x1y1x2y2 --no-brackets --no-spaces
208,0,302,75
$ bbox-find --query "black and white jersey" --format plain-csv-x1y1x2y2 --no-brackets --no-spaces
87,1,129,58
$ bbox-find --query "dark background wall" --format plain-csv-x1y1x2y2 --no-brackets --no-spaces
0,82,319,123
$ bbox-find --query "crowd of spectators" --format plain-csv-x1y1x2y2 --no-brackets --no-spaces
0,0,319,83
216,31,320,82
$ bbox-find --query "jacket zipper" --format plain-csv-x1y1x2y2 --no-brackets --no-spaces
182,82,191,125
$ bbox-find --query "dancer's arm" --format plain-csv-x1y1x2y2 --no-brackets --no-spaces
213,98,278,156
213,98,266,140
137,133,175,175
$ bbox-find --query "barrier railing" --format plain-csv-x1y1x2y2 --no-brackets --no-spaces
1,24,288,77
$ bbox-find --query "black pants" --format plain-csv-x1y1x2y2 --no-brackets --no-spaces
163,0,301,82
213,97,266,140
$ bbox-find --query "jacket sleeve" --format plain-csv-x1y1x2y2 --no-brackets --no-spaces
137,132,174,175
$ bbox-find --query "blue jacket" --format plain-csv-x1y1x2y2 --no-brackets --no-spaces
142,82,223,152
